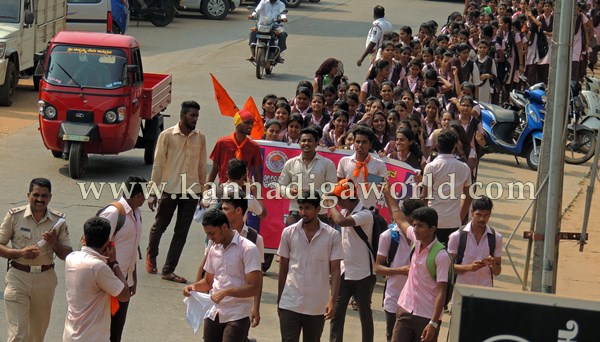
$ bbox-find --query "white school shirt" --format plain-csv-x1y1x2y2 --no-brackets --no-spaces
204,231,261,323
277,219,343,315
447,222,502,287
340,201,374,280
377,223,411,313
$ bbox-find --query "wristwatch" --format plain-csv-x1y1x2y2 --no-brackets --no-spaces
108,261,119,269
428,320,439,329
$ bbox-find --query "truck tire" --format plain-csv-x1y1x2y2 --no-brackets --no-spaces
0,61,17,106
201,0,229,20
69,142,85,179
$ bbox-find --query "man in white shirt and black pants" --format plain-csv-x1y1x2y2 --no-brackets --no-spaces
97,176,146,342
277,190,343,341
327,179,376,342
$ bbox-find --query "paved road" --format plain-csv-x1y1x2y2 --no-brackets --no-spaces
0,0,596,340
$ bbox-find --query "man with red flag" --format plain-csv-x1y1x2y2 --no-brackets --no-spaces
208,109,263,186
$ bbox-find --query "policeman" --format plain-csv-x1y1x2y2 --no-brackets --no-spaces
0,178,73,342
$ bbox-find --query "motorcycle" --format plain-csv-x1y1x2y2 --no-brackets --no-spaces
580,76,600,133
248,7,287,79
565,80,598,164
129,0,175,27
478,82,546,170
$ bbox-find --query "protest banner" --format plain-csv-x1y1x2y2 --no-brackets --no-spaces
248,141,419,252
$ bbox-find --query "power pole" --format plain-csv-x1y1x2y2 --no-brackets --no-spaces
531,0,573,293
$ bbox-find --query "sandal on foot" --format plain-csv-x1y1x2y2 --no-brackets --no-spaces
161,273,187,283
146,254,157,274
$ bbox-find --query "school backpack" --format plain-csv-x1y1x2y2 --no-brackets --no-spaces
96,202,126,234
455,228,497,282
96,202,142,260
382,223,409,305
353,207,387,274
409,241,455,306
385,223,412,267
455,228,496,265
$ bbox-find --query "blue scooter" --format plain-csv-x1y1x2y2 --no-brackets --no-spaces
478,81,546,170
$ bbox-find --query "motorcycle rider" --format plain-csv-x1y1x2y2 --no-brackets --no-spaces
248,0,288,63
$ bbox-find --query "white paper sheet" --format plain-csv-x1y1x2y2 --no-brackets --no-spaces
183,291,215,334
37,217,65,247
193,205,206,223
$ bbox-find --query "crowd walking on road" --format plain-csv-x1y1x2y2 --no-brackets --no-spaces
5,0,596,340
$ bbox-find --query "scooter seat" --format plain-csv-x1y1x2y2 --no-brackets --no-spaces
490,105,519,124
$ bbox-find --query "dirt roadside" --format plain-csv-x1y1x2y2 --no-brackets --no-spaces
0,81,38,138
556,176,600,299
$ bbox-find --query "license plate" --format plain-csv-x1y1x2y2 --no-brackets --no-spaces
256,34,271,39
63,135,90,142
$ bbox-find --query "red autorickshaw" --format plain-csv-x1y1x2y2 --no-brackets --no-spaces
37,31,172,179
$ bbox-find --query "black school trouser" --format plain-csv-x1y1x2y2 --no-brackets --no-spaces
385,310,396,342
147,192,197,275
204,315,251,341
391,307,440,342
330,274,376,342
110,299,130,342
279,308,325,342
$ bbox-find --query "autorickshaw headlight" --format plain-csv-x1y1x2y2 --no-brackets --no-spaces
117,106,126,121
38,100,45,115
105,110,118,123
44,106,57,119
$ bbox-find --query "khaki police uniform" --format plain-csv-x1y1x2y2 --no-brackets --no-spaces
0,205,71,342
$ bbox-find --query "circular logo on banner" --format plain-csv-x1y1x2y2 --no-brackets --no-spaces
265,150,288,173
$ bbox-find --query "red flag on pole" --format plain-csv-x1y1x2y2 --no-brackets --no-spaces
210,73,239,117
242,96,264,140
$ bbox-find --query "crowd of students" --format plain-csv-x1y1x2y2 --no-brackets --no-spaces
6,1,596,342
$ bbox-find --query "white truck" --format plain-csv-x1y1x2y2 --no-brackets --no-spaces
0,0,66,106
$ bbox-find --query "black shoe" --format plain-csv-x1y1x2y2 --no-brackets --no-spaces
276,56,284,64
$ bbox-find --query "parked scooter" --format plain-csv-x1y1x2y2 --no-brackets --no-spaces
248,7,288,79
565,81,597,164
580,76,600,133
478,82,546,170
129,0,175,27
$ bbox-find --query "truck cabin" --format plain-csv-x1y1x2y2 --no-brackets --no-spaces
43,32,142,90
0,0,35,25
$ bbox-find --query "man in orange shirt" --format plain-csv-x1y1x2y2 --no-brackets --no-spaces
207,110,263,186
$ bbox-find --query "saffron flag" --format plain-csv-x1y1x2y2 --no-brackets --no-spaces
243,96,264,140
210,73,239,117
